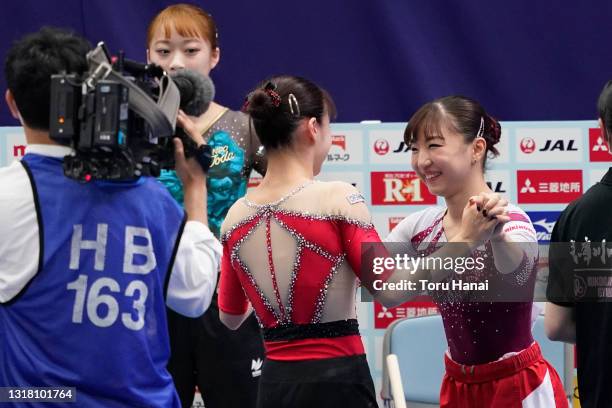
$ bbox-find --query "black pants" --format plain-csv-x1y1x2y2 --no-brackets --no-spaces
167,298,265,408
256,354,379,408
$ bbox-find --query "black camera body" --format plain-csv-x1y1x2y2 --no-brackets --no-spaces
48,43,212,182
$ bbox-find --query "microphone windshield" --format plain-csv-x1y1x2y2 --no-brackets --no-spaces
170,69,215,116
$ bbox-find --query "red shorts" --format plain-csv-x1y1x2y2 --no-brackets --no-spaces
440,342,568,408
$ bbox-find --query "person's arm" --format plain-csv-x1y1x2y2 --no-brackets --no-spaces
166,221,221,317
339,184,501,307
544,210,576,343
165,111,221,317
544,302,576,343
220,306,252,330
218,239,251,330
174,110,208,224
0,163,39,303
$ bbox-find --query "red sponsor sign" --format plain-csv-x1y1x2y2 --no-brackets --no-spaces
248,176,262,189
13,144,26,158
374,297,438,329
331,135,346,151
589,128,611,162
373,139,390,155
388,216,404,232
517,170,582,204
370,171,437,205
519,137,536,154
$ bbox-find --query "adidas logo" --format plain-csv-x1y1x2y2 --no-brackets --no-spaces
251,358,263,378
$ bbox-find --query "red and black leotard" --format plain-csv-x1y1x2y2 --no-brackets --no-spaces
219,181,381,361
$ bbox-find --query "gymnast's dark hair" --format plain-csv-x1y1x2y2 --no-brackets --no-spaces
4,27,91,130
243,75,336,150
597,80,612,142
404,95,501,169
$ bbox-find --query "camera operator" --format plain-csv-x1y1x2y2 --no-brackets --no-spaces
0,27,221,408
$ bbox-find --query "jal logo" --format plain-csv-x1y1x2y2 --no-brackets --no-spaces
520,138,536,153
370,171,437,205
373,139,390,155
486,181,506,193
589,128,611,162
13,144,26,158
515,129,582,163
331,135,346,151
520,137,578,153
484,170,510,198
539,139,578,152
526,211,560,243
369,131,410,164
517,170,582,204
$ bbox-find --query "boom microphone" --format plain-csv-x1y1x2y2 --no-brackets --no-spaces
170,69,215,116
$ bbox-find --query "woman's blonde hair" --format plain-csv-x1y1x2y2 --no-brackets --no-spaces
147,3,218,49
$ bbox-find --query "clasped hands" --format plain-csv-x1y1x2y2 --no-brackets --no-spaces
458,192,510,248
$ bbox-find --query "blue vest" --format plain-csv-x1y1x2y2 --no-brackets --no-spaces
0,153,185,407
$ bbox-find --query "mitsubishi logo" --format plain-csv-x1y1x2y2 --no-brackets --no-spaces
520,178,537,193
377,306,393,319
593,135,609,152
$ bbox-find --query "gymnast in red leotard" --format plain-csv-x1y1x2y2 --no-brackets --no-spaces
387,96,568,408
218,75,382,408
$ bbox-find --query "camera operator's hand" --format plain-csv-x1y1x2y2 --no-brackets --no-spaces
174,137,205,185
174,137,207,224
177,109,205,146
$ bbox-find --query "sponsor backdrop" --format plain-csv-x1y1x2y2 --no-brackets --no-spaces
1,120,604,404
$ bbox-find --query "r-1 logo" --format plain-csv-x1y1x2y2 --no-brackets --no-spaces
384,177,423,202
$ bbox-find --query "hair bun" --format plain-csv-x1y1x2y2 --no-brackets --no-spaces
242,75,336,151
245,88,278,121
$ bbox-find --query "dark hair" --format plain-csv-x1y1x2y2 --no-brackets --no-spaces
4,27,91,130
147,3,218,49
243,75,337,150
597,80,612,142
404,95,501,168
